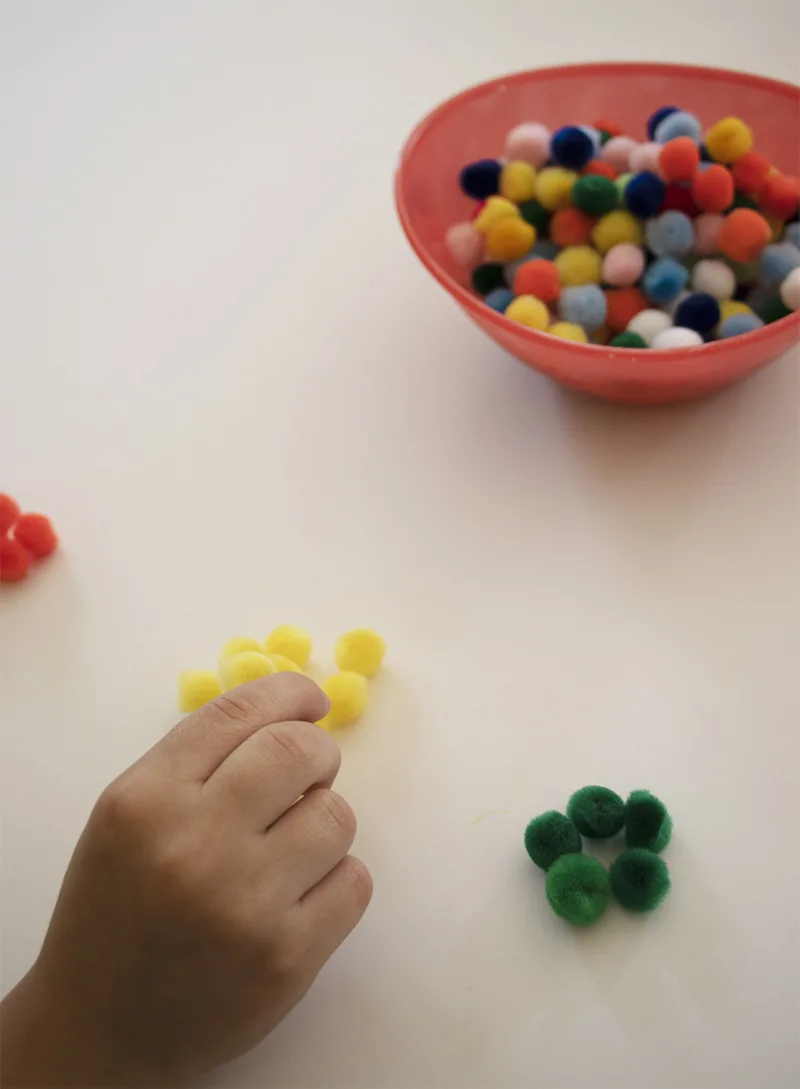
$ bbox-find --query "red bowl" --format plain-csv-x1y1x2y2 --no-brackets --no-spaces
395,63,800,404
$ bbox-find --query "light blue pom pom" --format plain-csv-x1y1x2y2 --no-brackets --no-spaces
654,111,702,144
783,222,800,249
559,284,607,332
484,287,515,313
642,258,690,305
718,313,765,338
758,244,800,288
645,211,694,258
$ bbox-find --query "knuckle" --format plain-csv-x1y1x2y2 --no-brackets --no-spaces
315,789,357,841
213,689,262,725
93,775,150,836
266,722,317,770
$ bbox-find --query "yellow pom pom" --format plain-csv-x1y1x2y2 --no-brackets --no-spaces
485,217,535,260
547,321,589,343
318,672,369,729
705,117,753,164
591,211,644,254
334,629,387,678
474,196,519,234
264,625,312,668
268,653,305,674
219,636,263,669
500,161,537,203
719,300,755,324
504,294,550,330
178,670,221,713
554,245,603,286
219,651,276,692
534,167,578,211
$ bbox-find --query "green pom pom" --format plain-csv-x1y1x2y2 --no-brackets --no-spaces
546,854,610,926
625,790,672,852
598,129,613,146
610,848,671,913
761,296,792,324
732,192,758,211
567,785,625,839
572,175,619,216
471,262,506,297
518,200,552,234
610,331,648,348
524,811,582,871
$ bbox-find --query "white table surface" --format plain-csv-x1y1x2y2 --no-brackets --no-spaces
2,2,799,1087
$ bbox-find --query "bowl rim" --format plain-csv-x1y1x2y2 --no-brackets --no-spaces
394,61,800,368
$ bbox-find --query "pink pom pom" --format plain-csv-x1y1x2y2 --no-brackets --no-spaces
504,123,551,168
602,243,646,287
445,222,484,269
629,142,662,174
601,136,639,173
693,214,725,256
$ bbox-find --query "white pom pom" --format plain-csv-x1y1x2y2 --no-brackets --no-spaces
627,308,673,345
780,267,800,311
651,326,704,349
692,259,736,301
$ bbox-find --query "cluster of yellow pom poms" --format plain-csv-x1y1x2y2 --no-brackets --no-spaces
178,625,386,730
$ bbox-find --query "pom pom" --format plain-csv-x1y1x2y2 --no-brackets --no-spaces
624,790,673,852
500,160,537,203
758,243,800,287
781,267,800,310
502,251,536,287
485,217,536,260
692,258,736,300
732,151,772,196
718,312,764,337
546,854,610,926
572,175,618,216
610,331,648,348
759,174,800,221
334,628,387,677
533,167,578,211
0,537,32,583
718,209,772,263
524,811,582,870
627,308,673,345
550,207,595,247
629,142,662,174
0,494,20,535
513,259,560,303
318,671,368,729
601,136,638,173
645,211,694,258
220,651,276,692
474,196,519,234
654,111,702,144
694,213,725,254
505,295,549,330
610,848,671,913
517,199,552,234
554,245,603,287
593,117,623,139
578,125,602,156
484,287,515,312
547,321,588,343
624,171,666,218
614,172,633,202
602,243,645,287
472,263,506,296
567,785,625,838
445,222,483,269
761,295,793,322
551,126,594,170
691,164,734,214
674,292,721,334
659,137,700,183
592,210,643,254
720,299,756,324
218,637,263,669
530,239,560,260
704,117,753,164
582,159,617,180
504,122,551,167
642,258,690,306
13,513,58,559
666,289,690,317
605,287,649,332
647,105,679,140
460,159,502,200
268,653,305,673
559,284,607,332
662,183,699,218
178,670,222,713
651,326,704,349
265,625,312,668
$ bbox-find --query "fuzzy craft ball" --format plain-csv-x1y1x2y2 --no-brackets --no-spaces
524,811,583,871
624,790,673,853
334,628,387,678
265,624,312,669
567,785,626,839
610,849,671,913
318,671,369,730
546,854,611,927
0,495,59,584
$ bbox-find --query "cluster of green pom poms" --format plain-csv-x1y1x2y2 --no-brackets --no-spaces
524,787,672,927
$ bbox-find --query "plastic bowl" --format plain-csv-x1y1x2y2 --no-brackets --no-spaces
395,63,800,404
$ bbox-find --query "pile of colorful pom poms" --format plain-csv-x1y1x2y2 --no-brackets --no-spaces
178,625,386,730
0,494,59,584
524,786,672,926
446,110,800,349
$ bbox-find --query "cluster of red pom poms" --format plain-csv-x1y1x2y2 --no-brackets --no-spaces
0,494,58,583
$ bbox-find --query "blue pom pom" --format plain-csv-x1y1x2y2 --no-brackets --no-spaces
718,313,765,338
642,258,690,305
551,126,594,170
647,106,679,140
558,284,607,332
674,292,721,334
459,159,502,199
645,211,694,258
654,111,702,144
784,223,800,249
759,243,800,287
624,172,667,219
484,287,515,313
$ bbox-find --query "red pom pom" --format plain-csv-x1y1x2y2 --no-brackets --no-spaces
691,165,735,214
583,159,617,180
550,207,595,247
732,151,772,197
662,184,699,218
659,138,700,183
513,259,560,303
0,537,32,583
0,494,20,535
759,174,800,220
593,119,623,138
14,513,58,559
718,209,772,263
605,288,648,333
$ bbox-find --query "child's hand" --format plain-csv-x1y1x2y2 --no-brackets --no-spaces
1,674,372,1087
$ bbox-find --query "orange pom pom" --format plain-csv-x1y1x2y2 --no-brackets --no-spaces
14,513,58,559
0,537,32,583
513,259,561,303
582,159,617,180
732,151,772,197
718,209,772,264
605,287,648,333
0,494,20,535
759,174,800,220
550,207,595,247
691,165,734,214
593,118,623,137
659,137,700,183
